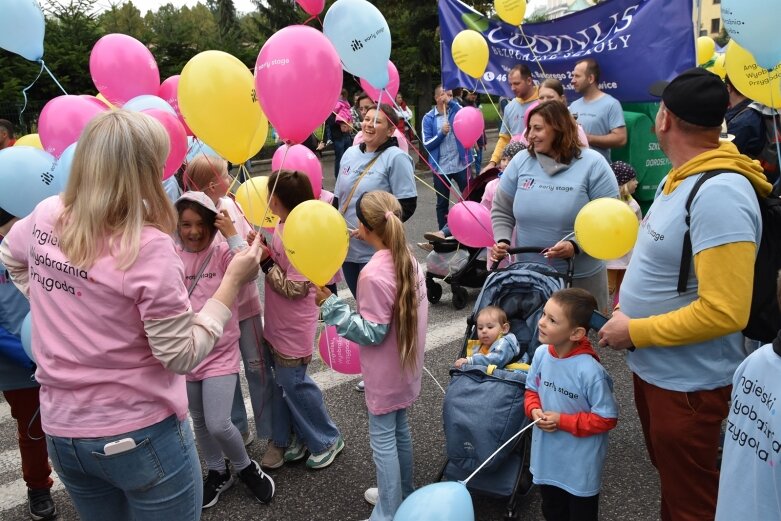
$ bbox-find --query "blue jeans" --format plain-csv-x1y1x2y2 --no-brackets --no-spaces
433,169,468,230
368,408,414,521
333,135,352,179
271,359,341,454
230,315,274,439
342,261,367,298
46,415,202,521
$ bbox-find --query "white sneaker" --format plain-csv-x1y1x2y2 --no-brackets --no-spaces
364,487,378,506
355,380,365,392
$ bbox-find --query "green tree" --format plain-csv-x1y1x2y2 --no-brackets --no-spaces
147,4,219,79
99,2,150,41
251,0,302,40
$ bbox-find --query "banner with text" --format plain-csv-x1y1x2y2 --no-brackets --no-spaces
439,0,695,102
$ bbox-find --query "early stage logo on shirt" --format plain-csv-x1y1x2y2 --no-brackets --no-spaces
543,378,579,400
521,178,535,190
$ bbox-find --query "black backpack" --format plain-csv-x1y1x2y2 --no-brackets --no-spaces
756,111,781,185
678,171,781,343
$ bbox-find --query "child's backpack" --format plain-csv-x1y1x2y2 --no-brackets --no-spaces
755,110,781,184
678,171,781,343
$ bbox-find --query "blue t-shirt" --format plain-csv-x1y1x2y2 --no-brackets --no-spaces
500,97,537,137
716,344,781,521
0,245,36,391
621,173,761,392
526,345,619,497
497,148,619,278
335,145,416,263
569,94,625,162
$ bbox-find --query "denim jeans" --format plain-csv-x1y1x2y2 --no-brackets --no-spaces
433,169,468,230
341,261,367,298
230,315,274,439
46,415,202,521
368,408,414,521
271,361,340,454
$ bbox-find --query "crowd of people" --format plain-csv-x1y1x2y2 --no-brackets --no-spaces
0,53,779,521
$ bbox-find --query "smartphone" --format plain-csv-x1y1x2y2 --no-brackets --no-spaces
104,438,136,456
589,310,609,331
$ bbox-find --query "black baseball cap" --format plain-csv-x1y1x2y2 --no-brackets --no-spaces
649,68,728,127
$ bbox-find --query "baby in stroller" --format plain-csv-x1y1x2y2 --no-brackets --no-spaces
454,306,520,369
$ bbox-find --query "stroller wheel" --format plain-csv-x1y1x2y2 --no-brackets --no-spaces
451,285,468,309
427,279,443,304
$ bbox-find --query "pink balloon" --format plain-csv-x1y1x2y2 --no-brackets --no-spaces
39,95,106,158
353,129,409,153
453,106,485,148
79,95,110,111
255,25,342,145
296,0,324,15
318,325,361,374
158,75,193,136
271,144,323,199
447,201,494,248
142,109,187,180
90,34,160,106
359,61,400,102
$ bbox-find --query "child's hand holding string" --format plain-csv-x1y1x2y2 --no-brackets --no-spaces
215,210,238,239
315,286,332,306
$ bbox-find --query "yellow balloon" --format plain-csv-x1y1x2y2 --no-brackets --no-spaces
696,36,716,66
452,30,489,79
574,198,639,260
710,53,726,79
494,0,526,26
14,134,43,150
725,41,781,109
179,51,269,163
283,200,349,286
235,176,280,228
95,93,115,109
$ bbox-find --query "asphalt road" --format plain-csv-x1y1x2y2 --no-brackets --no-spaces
0,134,661,520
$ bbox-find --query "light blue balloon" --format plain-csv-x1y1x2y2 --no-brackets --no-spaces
124,95,177,116
721,0,781,70
0,0,45,61
21,312,34,364
54,141,77,191
323,0,391,89
186,137,220,163
393,482,474,521
0,146,59,218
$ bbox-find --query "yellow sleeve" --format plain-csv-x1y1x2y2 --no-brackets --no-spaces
489,134,512,165
628,241,755,348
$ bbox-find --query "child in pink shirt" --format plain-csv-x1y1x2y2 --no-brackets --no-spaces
316,190,428,521
184,156,273,445
174,191,274,508
605,161,642,308
259,170,343,471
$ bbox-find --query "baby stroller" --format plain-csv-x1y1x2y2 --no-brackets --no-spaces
425,167,501,310
439,248,574,520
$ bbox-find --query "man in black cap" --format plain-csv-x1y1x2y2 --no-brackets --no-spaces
598,68,772,521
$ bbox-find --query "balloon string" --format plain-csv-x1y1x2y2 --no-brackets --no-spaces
518,25,547,78
42,61,68,95
479,79,510,141
19,61,46,125
319,320,336,376
423,365,446,395
460,418,540,486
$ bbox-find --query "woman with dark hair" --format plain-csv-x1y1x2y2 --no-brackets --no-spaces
490,101,618,311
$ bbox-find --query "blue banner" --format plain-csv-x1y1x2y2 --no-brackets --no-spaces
439,0,695,102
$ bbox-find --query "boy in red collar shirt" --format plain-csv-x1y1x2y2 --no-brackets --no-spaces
525,288,619,521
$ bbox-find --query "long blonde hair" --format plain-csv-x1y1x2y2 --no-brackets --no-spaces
358,191,419,371
57,110,177,270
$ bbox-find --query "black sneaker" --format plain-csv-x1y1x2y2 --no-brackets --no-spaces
27,488,57,521
238,460,275,504
202,468,235,509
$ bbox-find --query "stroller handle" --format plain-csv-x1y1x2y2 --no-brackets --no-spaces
490,246,575,282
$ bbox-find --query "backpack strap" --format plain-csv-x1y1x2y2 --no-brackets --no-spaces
677,171,729,294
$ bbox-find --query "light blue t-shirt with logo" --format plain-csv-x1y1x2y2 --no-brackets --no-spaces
526,345,619,497
621,173,761,392
335,144,416,263
497,148,619,278
500,97,538,137
569,94,625,162
715,344,781,521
